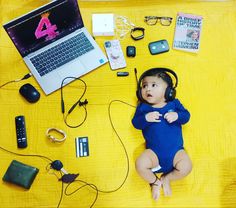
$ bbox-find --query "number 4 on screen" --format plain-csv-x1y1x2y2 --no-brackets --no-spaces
35,12,59,40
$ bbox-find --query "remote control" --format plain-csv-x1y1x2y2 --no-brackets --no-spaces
15,116,27,148
104,40,127,70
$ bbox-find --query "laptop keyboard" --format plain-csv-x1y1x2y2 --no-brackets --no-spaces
30,33,94,76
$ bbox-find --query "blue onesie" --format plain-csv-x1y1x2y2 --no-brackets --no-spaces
132,99,190,174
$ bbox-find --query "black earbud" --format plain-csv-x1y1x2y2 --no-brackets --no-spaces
79,99,88,106
136,68,178,102
67,99,88,114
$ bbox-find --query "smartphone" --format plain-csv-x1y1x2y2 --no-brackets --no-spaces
104,40,127,70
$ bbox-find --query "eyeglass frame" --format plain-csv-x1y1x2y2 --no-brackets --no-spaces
144,16,173,26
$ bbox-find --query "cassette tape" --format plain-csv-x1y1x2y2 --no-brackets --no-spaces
75,137,89,157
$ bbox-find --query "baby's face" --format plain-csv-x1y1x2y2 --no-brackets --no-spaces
141,76,168,104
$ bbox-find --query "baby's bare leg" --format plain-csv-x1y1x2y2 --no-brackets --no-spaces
161,149,192,196
135,149,162,200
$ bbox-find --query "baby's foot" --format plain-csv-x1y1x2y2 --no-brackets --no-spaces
151,178,162,201
161,176,172,196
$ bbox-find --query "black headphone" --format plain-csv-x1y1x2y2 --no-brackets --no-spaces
136,68,178,103
60,77,88,128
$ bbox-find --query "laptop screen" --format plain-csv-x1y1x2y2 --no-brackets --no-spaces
3,0,84,57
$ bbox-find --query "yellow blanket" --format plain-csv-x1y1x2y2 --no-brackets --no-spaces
0,0,236,207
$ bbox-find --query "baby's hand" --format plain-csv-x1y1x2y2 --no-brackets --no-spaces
164,112,178,123
145,111,162,122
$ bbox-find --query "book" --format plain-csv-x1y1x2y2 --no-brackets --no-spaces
173,13,203,53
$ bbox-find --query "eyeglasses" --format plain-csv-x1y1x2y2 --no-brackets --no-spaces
144,16,173,26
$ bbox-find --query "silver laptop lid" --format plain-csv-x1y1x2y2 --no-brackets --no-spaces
3,0,84,57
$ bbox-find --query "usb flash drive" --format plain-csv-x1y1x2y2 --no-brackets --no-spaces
117,72,129,76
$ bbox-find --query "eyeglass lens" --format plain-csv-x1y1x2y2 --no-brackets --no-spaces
145,16,172,26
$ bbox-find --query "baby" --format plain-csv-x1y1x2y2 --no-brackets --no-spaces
132,68,192,200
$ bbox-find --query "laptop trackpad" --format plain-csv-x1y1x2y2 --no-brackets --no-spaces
57,61,86,79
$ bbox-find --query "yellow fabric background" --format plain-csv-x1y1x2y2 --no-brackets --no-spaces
0,0,236,207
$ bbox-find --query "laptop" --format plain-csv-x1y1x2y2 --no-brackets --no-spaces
3,0,108,95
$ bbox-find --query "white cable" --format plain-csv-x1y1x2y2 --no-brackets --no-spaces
114,15,136,39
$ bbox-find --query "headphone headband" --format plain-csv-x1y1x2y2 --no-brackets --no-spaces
138,67,178,89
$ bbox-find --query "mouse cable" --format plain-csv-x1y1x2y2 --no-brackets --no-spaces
0,73,32,89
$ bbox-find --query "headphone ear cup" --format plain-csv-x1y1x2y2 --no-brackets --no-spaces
136,76,143,102
136,88,142,101
165,87,176,102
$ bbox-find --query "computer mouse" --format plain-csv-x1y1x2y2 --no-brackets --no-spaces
19,83,40,103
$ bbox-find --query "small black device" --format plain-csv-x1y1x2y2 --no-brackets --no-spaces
15,115,27,148
136,68,178,102
50,160,68,174
19,83,40,103
51,160,64,171
117,72,129,77
148,39,169,55
126,46,136,57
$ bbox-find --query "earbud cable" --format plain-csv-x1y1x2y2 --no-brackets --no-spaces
60,77,88,128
